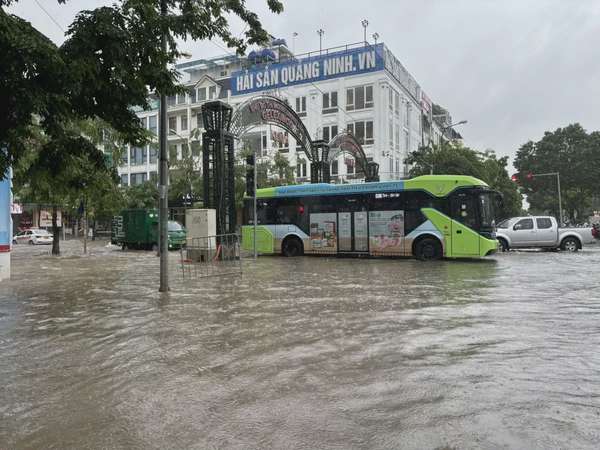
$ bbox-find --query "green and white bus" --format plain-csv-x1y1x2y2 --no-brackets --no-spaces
241,175,499,260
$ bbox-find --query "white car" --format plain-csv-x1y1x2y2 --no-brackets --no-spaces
12,229,53,245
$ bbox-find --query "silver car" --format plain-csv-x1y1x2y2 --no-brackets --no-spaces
496,216,595,252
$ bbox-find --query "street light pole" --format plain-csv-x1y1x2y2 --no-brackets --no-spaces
317,29,324,54
430,120,467,175
529,172,563,225
361,19,369,46
158,0,169,292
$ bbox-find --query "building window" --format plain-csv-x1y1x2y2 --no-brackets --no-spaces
220,69,228,77
296,160,307,178
130,172,148,185
140,117,148,129
322,125,338,143
177,93,186,105
189,88,197,104
395,159,400,174
149,147,158,164
271,130,289,153
388,88,394,112
405,102,410,128
395,125,400,150
345,157,355,174
295,96,307,117
331,159,338,175
168,116,177,135
261,132,268,156
394,92,400,116
322,91,338,114
209,86,217,100
149,171,158,183
181,115,188,131
346,85,373,111
198,87,207,102
388,118,394,149
404,130,410,152
148,115,157,134
347,120,374,145
120,174,129,186
130,146,146,166
167,95,176,107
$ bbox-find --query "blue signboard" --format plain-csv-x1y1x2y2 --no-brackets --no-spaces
0,170,11,250
232,43,385,96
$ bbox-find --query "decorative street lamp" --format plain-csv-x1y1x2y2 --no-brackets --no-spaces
372,32,379,45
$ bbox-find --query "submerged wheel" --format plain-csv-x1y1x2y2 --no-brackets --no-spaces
281,236,303,257
498,238,509,252
414,237,442,261
560,236,580,252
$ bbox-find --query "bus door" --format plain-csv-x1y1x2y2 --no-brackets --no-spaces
449,192,480,256
338,211,369,253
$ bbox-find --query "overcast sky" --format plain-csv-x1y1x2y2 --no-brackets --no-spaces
8,0,600,164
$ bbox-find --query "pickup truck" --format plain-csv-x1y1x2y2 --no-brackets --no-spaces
496,216,597,252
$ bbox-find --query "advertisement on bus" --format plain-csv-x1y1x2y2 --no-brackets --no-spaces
309,213,337,252
369,210,404,255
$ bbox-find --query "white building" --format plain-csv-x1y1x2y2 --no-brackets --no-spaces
118,40,457,186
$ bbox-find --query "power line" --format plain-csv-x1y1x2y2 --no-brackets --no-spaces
33,0,65,33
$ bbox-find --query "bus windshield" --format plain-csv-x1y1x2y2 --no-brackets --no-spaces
478,192,495,228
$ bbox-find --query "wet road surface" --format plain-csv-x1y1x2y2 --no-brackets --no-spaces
1,241,600,449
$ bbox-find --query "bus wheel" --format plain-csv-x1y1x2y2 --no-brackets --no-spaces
282,236,303,257
414,238,442,261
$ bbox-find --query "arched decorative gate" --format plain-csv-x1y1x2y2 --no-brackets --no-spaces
230,95,314,162
327,131,379,182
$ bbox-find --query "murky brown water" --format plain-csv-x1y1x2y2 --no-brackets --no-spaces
1,241,600,449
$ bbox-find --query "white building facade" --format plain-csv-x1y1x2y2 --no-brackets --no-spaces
118,41,453,186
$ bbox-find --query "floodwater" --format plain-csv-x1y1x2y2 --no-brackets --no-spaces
1,241,600,449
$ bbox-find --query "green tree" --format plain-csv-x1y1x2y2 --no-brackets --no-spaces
124,181,159,209
1,0,283,175
514,124,597,222
405,143,522,219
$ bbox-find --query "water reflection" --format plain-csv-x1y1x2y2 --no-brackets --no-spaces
1,243,599,449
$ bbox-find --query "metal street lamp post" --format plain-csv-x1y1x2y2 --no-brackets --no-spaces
372,32,379,45
529,172,563,225
361,19,369,46
430,120,467,175
317,29,324,54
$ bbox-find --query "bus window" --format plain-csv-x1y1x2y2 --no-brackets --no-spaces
276,198,298,224
450,192,478,230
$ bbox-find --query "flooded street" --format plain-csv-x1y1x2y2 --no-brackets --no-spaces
1,241,600,449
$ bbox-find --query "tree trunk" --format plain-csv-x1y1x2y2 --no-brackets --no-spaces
51,205,60,255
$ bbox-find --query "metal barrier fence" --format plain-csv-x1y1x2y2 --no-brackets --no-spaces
179,233,242,279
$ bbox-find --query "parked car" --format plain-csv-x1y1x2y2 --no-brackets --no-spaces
496,216,596,252
12,228,53,245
